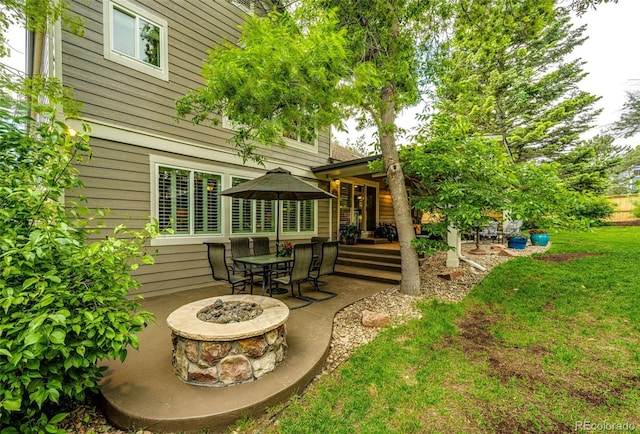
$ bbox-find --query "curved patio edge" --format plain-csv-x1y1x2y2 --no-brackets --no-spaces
99,276,392,433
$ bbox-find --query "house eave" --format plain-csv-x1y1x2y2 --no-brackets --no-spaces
312,154,384,179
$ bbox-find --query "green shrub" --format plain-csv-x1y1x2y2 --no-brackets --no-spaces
0,76,156,433
569,193,616,225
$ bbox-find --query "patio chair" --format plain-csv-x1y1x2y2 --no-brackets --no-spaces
480,221,499,243
252,236,271,256
230,237,262,284
310,236,329,266
308,241,339,301
204,242,252,294
270,243,315,309
502,220,523,238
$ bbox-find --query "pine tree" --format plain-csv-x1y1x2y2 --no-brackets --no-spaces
432,0,601,163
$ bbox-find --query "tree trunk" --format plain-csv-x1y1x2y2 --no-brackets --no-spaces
379,85,421,295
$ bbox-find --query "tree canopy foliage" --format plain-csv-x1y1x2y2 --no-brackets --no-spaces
177,1,456,295
430,0,601,163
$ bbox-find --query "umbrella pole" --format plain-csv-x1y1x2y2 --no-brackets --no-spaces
276,194,280,246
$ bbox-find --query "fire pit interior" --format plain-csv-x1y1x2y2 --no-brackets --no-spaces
167,295,289,387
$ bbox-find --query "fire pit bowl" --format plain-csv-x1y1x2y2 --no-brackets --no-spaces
167,295,289,387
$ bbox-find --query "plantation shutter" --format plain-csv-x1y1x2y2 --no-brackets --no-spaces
256,199,274,233
158,166,189,234
282,200,298,232
300,200,314,232
194,172,221,234
231,178,253,233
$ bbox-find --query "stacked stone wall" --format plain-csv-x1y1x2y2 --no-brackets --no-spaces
172,324,287,387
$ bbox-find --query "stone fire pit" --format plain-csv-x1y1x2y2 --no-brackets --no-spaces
167,295,289,387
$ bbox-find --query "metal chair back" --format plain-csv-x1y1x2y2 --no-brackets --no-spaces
318,241,339,276
252,236,271,256
290,243,314,283
230,237,251,259
205,242,230,281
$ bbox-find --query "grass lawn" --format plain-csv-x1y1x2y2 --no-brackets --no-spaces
236,227,640,433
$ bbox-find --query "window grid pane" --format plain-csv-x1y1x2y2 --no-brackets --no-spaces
232,178,253,233
112,8,135,57
300,200,314,232
282,200,298,232
158,167,190,234
194,172,221,234
139,19,160,66
256,199,274,233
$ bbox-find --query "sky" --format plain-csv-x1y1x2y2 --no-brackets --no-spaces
3,1,639,148
335,0,640,149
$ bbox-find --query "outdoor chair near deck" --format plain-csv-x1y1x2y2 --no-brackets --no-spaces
307,241,339,301
230,237,262,286
204,242,252,294
480,221,499,243
252,236,271,256
310,236,329,267
502,220,523,238
270,243,315,309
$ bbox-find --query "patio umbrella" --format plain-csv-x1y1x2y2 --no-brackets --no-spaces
220,167,335,244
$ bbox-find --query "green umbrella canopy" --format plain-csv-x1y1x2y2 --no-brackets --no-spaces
220,168,335,244
220,168,335,201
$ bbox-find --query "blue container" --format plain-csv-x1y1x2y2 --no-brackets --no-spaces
530,232,550,246
507,236,528,250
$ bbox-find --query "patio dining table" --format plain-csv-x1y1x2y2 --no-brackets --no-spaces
233,254,293,296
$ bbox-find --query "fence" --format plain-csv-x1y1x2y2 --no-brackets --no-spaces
606,195,639,222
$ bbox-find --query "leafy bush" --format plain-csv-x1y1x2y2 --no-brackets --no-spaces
0,76,156,432
569,193,616,225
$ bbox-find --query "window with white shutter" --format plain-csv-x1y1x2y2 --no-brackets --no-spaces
282,200,314,232
157,166,221,235
231,178,253,233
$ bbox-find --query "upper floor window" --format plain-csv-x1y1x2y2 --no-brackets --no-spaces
103,0,169,81
232,0,254,13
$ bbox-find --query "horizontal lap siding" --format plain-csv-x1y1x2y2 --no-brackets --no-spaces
68,139,215,297
62,0,328,169
63,1,333,297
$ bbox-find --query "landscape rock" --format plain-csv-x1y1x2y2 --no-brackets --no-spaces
361,310,390,328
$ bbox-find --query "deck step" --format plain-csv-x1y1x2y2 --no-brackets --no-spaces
334,264,401,284
336,257,402,273
339,250,402,264
357,237,392,245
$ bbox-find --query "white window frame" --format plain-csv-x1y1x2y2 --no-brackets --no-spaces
151,156,225,246
282,199,316,234
232,0,254,14
150,156,318,245
222,117,319,154
103,0,169,81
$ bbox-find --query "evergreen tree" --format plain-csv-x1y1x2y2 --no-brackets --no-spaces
556,134,625,194
612,88,640,139
431,0,601,163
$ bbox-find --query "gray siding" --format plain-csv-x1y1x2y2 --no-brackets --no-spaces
62,0,330,168
68,138,332,297
62,0,333,296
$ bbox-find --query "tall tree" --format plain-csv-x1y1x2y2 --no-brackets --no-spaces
431,0,601,163
612,88,640,139
177,3,453,295
556,134,625,194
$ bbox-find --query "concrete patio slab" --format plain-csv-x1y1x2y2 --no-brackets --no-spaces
99,275,393,432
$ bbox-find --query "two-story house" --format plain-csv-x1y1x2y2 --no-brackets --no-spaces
28,0,396,297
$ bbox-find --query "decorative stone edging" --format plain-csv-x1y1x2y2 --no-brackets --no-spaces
167,295,289,387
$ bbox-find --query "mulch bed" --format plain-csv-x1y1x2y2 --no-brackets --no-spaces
611,220,640,226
